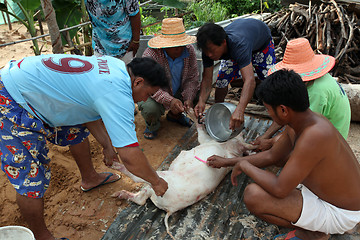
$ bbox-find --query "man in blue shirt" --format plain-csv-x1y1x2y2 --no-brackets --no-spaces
139,18,200,139
0,56,168,240
195,18,276,130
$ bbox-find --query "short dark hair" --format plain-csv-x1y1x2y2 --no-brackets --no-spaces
256,69,309,112
127,57,168,88
196,23,227,51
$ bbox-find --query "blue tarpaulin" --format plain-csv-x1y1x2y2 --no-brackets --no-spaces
0,0,24,25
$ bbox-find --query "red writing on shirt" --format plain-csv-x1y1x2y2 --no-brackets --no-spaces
97,59,110,74
42,57,93,74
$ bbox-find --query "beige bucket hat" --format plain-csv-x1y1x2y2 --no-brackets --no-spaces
147,18,196,49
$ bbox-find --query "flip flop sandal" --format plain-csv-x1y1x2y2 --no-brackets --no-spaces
144,127,157,140
273,230,302,240
80,172,121,192
166,113,193,127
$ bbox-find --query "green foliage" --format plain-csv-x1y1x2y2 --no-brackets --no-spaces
160,6,173,19
1,0,41,55
215,0,282,15
140,7,161,35
52,0,83,46
13,0,40,12
151,0,187,10
185,0,229,29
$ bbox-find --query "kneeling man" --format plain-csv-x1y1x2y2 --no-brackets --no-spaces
208,69,360,239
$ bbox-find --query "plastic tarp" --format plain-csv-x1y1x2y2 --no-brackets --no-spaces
0,0,24,25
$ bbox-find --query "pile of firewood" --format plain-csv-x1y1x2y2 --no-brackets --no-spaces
263,0,360,84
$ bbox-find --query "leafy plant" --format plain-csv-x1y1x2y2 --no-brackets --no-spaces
185,0,229,29
1,0,41,55
215,0,282,15
151,0,187,10
140,7,162,35
52,0,83,46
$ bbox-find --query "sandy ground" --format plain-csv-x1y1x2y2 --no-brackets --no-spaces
0,22,360,240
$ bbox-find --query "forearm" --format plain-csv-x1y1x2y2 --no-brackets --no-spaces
152,89,174,109
240,161,280,196
199,67,213,104
198,81,211,104
236,77,256,116
130,12,140,42
236,150,275,169
262,122,283,139
182,77,200,103
117,147,161,186
84,120,112,148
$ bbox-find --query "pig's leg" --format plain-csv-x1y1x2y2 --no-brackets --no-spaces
164,212,176,240
196,123,213,145
186,108,213,144
111,161,147,183
111,186,152,206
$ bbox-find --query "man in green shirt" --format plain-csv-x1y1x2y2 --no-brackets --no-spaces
253,38,350,151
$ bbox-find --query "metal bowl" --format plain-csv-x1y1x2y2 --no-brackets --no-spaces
204,102,243,142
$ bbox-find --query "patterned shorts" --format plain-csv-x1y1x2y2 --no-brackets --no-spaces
0,76,90,198
216,39,276,88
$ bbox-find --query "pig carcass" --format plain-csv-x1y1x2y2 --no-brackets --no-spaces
111,116,253,238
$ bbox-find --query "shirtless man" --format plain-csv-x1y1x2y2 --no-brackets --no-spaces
207,69,360,239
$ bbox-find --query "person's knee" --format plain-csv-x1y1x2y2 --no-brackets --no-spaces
243,183,265,213
141,106,162,121
139,99,163,116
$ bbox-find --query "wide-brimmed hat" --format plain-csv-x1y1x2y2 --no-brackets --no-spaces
268,38,335,81
147,18,196,49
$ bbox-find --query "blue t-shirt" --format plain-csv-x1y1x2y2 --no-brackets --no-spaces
202,18,272,69
164,48,189,94
1,54,137,148
85,0,139,58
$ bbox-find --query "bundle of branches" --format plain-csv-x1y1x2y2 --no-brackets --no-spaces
263,0,360,84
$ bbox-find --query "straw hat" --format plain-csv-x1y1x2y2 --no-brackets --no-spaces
268,38,335,81
147,18,196,49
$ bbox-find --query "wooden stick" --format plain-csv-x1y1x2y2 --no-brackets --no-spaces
336,12,354,60
325,20,332,54
345,74,360,82
330,0,347,39
63,42,92,52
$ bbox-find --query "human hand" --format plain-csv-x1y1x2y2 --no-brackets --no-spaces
127,40,139,56
207,155,228,168
183,100,193,113
170,98,185,115
231,161,246,186
229,109,244,130
151,177,168,196
103,147,120,167
194,101,206,118
251,137,274,152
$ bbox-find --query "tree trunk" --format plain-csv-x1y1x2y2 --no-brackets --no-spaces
40,0,63,54
340,83,360,122
81,0,93,56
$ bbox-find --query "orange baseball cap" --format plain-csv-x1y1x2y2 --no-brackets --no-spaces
268,38,335,81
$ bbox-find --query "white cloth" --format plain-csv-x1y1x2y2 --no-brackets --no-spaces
293,184,360,234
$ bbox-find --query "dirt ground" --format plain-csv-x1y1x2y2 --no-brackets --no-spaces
0,22,360,240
